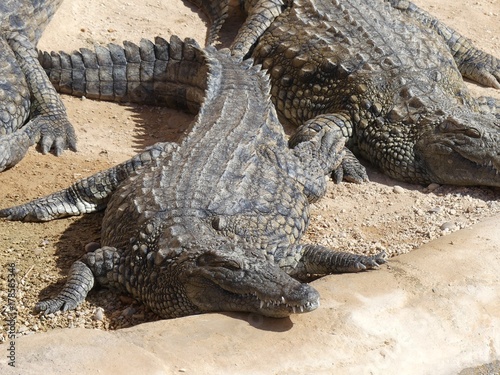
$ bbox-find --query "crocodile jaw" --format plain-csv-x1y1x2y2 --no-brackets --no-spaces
184,249,321,318
188,278,320,318
415,115,500,187
421,147,500,187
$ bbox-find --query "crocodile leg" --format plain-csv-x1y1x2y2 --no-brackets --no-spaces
8,33,77,155
289,113,369,184
36,260,94,314
286,113,385,275
0,37,33,171
36,246,120,315
0,142,177,221
288,244,386,281
0,128,33,172
231,0,288,58
387,0,500,88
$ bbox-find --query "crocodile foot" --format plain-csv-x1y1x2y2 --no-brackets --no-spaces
35,260,94,315
35,114,77,155
332,147,369,184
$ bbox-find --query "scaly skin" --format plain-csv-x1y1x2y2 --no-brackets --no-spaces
38,0,499,186
208,0,499,186
39,36,208,114
0,0,76,172
0,39,386,319
187,0,230,45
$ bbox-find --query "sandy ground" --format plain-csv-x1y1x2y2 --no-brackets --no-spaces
0,0,499,336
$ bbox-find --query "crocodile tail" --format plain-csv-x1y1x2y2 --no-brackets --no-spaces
187,0,230,45
38,36,208,114
0,142,177,221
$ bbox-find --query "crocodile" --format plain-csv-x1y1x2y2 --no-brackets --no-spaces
0,0,76,172
35,0,500,187
187,0,500,187
250,0,500,186
0,38,385,318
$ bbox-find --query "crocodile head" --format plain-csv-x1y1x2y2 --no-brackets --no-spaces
414,111,500,187
181,244,320,318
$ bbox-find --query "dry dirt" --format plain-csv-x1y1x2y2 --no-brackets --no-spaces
0,0,499,338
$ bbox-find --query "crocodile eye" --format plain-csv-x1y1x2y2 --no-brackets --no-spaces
209,259,241,271
464,128,481,138
221,260,241,270
440,118,480,138
196,253,241,270
440,117,461,132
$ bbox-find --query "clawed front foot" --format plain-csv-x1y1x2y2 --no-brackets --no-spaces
332,250,387,273
35,296,80,315
34,260,94,315
353,251,387,271
293,245,388,279
34,114,77,156
463,52,500,89
332,147,369,184
290,113,369,184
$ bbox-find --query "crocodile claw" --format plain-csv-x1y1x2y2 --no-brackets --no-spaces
364,251,388,269
332,148,369,184
35,294,84,315
36,115,77,155
352,251,387,271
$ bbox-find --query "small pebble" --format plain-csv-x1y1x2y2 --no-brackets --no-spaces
427,183,440,192
39,239,50,247
33,247,44,256
94,307,104,321
393,185,405,194
429,207,442,214
440,221,456,231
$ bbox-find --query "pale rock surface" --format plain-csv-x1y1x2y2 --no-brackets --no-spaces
2,215,499,375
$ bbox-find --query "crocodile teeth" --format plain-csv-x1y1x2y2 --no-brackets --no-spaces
255,295,313,313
